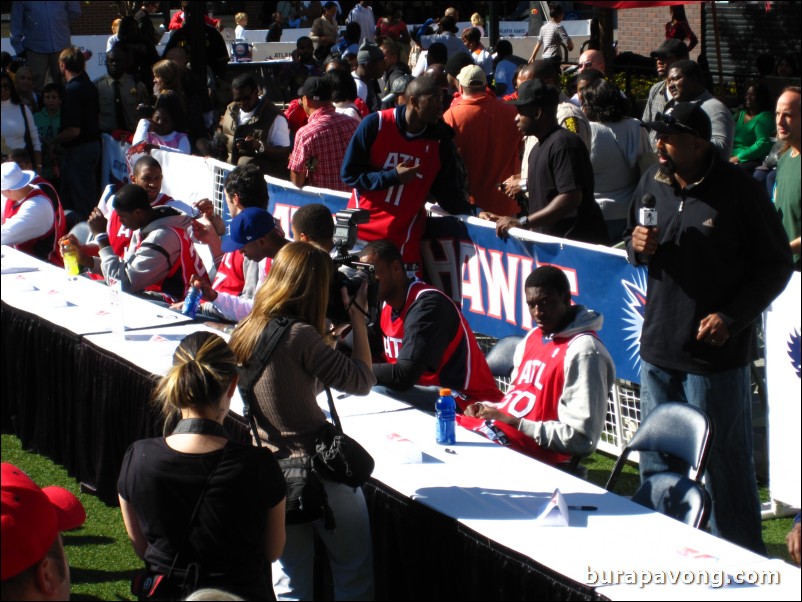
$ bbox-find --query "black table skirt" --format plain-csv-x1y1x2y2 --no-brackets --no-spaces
1,302,247,505
364,480,606,601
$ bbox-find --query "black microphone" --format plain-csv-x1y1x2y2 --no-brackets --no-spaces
639,193,658,227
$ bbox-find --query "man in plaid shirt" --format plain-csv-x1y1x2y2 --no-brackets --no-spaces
288,77,359,193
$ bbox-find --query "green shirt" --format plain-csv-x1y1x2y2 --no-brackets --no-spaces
774,149,801,266
33,109,60,180
732,109,775,162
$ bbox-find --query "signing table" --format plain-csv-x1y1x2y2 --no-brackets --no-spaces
319,393,801,601
2,247,799,600
1,246,193,502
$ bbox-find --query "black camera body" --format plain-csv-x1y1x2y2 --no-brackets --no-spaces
328,209,376,325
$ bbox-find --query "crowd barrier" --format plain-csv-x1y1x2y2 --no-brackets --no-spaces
118,148,800,513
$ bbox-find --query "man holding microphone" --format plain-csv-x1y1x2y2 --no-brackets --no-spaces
625,101,792,554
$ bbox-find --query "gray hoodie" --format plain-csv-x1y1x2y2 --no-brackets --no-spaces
98,207,193,297
512,305,615,457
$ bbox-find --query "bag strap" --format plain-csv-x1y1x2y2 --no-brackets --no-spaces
323,386,343,432
20,104,34,159
237,316,296,447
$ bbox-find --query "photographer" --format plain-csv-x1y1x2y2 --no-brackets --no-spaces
292,204,376,334
220,74,290,179
229,242,375,600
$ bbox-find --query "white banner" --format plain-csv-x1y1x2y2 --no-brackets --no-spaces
765,271,801,508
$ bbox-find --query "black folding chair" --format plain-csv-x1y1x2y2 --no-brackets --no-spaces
606,402,714,528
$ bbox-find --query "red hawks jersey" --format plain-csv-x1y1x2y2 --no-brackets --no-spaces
461,328,597,465
380,281,503,407
213,251,246,296
2,184,65,266
135,224,208,303
347,108,442,265
212,252,272,297
107,193,173,257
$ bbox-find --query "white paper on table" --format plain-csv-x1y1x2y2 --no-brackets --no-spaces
1,266,39,274
385,432,423,464
536,488,570,526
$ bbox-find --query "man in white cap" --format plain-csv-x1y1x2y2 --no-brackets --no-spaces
1,161,64,264
1,462,86,601
444,65,522,217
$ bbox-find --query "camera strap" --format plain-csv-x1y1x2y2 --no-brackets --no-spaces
172,419,229,439
237,315,297,448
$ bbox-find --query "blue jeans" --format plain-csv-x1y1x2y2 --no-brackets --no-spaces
273,477,374,601
639,359,766,555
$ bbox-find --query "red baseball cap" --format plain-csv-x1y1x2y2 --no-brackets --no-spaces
1,463,86,580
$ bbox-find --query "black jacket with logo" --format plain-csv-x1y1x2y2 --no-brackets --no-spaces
625,153,793,374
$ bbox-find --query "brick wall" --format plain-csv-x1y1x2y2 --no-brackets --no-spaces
67,2,278,37
616,4,702,59
70,3,124,36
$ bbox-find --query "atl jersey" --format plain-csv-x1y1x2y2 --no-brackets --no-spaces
348,108,442,265
462,328,598,465
212,252,272,297
107,193,173,257
380,281,503,407
213,251,246,296
133,224,208,303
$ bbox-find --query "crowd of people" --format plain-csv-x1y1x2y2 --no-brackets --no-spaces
2,1,801,600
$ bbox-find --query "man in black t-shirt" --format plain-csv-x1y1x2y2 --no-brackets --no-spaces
490,79,608,245
51,46,100,220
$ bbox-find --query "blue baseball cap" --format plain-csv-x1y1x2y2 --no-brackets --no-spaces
222,207,276,252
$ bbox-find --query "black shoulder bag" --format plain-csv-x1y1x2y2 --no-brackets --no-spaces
237,316,334,529
313,387,375,488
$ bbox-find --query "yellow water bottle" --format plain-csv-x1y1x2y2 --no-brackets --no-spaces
62,243,80,278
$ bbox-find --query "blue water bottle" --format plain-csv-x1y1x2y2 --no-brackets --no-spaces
435,388,457,445
182,283,202,318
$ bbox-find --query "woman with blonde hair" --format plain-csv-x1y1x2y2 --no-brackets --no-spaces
13,66,39,111
118,331,286,600
470,12,485,37
230,241,375,601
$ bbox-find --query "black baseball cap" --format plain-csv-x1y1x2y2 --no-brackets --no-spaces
298,76,331,101
507,79,559,107
642,100,712,140
650,39,690,61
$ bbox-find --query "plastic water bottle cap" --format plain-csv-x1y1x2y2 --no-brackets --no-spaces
439,388,452,396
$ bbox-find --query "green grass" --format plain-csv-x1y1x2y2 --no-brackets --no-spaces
2,434,796,600
2,434,139,601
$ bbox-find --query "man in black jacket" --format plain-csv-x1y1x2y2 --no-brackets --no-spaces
626,101,793,555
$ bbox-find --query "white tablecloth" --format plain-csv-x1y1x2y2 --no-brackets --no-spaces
1,246,192,334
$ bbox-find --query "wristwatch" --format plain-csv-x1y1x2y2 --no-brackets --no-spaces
517,215,529,227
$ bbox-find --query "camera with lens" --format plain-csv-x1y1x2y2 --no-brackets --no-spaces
328,209,376,325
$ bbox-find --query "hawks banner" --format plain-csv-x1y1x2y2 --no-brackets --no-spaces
422,215,647,384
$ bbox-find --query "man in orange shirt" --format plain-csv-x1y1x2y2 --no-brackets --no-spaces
444,65,522,217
